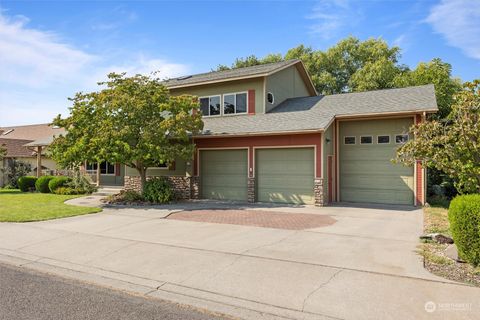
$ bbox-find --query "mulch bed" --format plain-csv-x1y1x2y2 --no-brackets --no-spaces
167,209,337,230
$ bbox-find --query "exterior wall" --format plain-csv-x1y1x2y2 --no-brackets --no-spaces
265,65,311,113
415,114,426,206
170,78,264,114
193,133,325,206
322,122,335,202
124,159,189,177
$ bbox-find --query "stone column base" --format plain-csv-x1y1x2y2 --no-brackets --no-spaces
190,176,200,200
248,177,255,203
314,178,325,206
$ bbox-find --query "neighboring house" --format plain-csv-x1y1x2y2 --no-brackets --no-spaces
0,124,64,186
123,59,438,206
0,123,124,187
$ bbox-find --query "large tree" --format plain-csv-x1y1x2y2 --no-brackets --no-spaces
0,144,6,161
51,73,203,191
396,80,480,193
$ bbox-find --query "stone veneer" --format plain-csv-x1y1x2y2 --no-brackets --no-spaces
314,178,325,206
124,176,195,200
247,177,256,203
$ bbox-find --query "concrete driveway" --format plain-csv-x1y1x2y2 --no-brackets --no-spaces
0,198,478,320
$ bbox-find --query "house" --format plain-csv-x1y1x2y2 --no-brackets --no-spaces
0,123,125,187
123,59,438,206
0,123,64,186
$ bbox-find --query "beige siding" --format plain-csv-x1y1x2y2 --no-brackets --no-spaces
170,78,264,114
265,65,311,112
125,159,188,177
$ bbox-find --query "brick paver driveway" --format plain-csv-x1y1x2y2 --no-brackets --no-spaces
167,209,337,230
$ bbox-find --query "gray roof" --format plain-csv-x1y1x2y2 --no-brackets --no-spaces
201,85,437,136
164,60,300,88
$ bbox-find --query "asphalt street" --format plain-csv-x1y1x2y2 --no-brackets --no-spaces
0,263,230,320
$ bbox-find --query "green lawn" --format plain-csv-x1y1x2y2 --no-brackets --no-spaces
0,189,101,222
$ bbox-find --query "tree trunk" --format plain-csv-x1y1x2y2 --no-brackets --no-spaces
138,167,147,193
96,162,100,187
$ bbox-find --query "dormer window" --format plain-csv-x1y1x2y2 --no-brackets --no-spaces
267,92,274,104
223,92,247,115
200,95,221,116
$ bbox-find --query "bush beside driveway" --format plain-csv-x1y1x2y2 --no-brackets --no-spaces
0,189,101,222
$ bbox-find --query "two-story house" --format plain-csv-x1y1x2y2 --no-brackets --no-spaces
123,59,438,206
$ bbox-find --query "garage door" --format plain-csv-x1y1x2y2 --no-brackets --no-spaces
339,118,414,205
200,149,248,201
256,148,314,204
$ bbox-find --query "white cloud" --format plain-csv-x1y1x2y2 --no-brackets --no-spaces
0,14,96,88
426,0,480,59
306,0,360,39
0,12,190,126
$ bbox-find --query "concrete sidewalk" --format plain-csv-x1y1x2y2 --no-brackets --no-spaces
0,200,478,320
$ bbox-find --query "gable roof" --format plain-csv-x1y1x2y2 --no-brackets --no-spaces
164,59,316,94
200,85,437,136
0,123,65,141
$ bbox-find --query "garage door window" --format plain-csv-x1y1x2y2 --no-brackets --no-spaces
360,136,373,144
344,136,356,145
377,135,390,144
395,134,409,144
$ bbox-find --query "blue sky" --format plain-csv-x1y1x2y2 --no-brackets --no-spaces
1,0,479,126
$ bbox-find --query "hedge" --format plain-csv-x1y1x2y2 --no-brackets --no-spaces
17,176,37,192
35,175,55,193
48,176,72,193
143,178,173,203
448,194,480,266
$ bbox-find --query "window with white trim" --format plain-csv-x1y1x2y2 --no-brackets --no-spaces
377,135,390,144
395,134,409,144
360,136,373,144
86,162,115,175
344,136,356,145
199,95,221,116
223,92,247,115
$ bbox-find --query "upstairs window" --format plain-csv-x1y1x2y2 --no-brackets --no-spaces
224,92,247,115
267,92,274,104
200,96,221,116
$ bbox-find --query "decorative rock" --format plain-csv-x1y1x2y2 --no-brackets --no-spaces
445,244,465,263
434,233,454,244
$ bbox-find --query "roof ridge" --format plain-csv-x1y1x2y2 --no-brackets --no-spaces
166,59,299,82
0,122,53,129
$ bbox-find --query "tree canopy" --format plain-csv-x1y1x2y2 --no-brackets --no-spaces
218,36,462,116
50,72,203,190
0,144,6,161
396,81,480,193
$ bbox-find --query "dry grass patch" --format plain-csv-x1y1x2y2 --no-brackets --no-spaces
422,205,480,286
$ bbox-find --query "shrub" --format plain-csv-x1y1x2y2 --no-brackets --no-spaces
67,171,97,194
17,176,37,192
35,175,55,193
448,194,480,266
1,160,32,188
54,187,78,195
48,176,72,193
143,178,173,203
121,190,144,202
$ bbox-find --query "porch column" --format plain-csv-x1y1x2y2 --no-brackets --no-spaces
96,162,100,187
36,146,42,178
